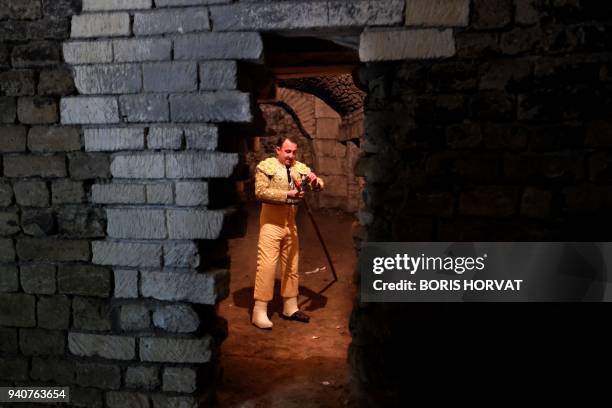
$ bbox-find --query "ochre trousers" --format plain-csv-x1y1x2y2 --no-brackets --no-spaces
253,203,300,301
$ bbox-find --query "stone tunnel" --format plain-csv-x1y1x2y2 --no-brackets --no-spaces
1,0,612,407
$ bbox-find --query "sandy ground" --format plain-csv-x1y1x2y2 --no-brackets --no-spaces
216,201,357,407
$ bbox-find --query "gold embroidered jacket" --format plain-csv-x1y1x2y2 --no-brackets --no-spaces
255,157,325,205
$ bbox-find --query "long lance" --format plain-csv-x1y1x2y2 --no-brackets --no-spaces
298,177,338,304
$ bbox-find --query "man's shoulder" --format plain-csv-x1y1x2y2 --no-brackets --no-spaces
256,157,280,175
293,161,311,175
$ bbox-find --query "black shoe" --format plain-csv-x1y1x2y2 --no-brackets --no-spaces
281,310,310,323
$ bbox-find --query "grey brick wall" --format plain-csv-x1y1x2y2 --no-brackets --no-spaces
7,0,607,406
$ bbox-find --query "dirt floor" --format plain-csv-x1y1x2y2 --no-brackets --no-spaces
216,201,358,407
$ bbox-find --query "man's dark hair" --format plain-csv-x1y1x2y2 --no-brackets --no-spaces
276,137,297,148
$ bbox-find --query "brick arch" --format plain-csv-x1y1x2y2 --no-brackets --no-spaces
275,87,317,138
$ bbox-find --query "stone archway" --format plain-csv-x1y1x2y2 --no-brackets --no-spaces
1,1,469,406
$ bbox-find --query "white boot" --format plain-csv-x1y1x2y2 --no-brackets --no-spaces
252,300,273,329
283,297,299,317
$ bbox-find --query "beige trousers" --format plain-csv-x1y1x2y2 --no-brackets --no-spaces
253,203,300,301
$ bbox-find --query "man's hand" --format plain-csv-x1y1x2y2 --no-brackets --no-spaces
287,189,304,199
307,172,318,188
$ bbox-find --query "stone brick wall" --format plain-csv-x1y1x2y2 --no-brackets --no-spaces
350,1,612,406
3,0,610,406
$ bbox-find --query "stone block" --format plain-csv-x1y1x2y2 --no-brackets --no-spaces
0,183,13,207
0,209,20,236
107,208,167,239
521,187,552,218
151,395,198,408
0,97,16,123
143,62,197,93
459,189,518,217
0,70,36,96
57,207,105,238
134,7,209,35
210,0,403,30
0,265,18,292
73,297,111,331
83,0,152,11
479,60,532,91
38,68,76,96
166,209,224,239
183,124,218,150
58,265,111,298
0,293,36,327
92,183,146,204
68,152,111,179
52,180,85,204
174,32,263,60
0,327,17,353
5,155,66,178
164,241,199,268
92,241,162,267
141,269,228,304
317,157,345,175
119,304,150,330
106,391,150,408
0,0,42,19
146,183,173,204
0,238,15,262
165,152,238,178
199,60,237,90
111,154,165,179
125,366,159,390
20,264,56,294
170,92,252,122
28,126,81,152
31,356,75,385
0,125,26,152
0,356,28,381
113,38,171,62
153,304,199,333
70,387,103,408
139,336,211,363
405,0,469,27
21,208,55,236
74,64,142,94
17,97,58,124
11,41,60,68
13,180,49,207
119,94,169,123
472,0,512,29
85,127,145,151
148,126,183,149
63,41,113,64
157,0,230,5
359,29,455,61
175,181,208,206
19,328,64,356
114,269,139,298
37,295,70,330
69,333,135,360
76,362,121,389
61,97,120,125
515,0,539,25
71,13,131,38
163,367,197,393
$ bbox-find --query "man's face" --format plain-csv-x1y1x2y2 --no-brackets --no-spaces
276,139,298,166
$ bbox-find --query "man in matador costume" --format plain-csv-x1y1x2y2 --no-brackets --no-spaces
251,137,324,329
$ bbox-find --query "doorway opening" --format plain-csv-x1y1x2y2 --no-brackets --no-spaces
217,34,365,407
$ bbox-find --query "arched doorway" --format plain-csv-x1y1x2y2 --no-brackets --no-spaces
217,34,364,406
